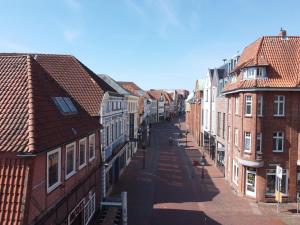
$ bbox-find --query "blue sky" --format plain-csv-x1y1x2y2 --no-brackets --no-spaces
1,0,299,91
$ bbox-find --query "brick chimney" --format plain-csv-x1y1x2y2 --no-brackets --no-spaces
278,28,287,38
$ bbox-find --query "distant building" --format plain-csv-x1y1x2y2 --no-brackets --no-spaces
186,80,204,146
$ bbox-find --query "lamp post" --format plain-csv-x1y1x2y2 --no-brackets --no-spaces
200,155,206,179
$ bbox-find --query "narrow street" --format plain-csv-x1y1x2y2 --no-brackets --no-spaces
111,118,294,225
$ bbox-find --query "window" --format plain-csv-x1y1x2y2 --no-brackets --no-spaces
228,126,231,142
47,148,61,193
89,134,96,161
79,138,87,170
244,132,251,152
111,125,114,142
235,97,239,115
217,112,221,137
65,142,76,179
266,169,288,195
205,110,208,129
222,113,226,139
243,67,266,80
273,131,284,152
228,98,232,113
256,133,262,154
274,96,285,116
232,160,239,185
234,128,238,146
53,97,77,114
106,126,109,146
257,95,263,116
245,96,252,116
84,193,96,225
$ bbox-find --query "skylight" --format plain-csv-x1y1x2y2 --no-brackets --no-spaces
53,97,78,114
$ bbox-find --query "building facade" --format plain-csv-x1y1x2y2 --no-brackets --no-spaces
0,55,101,225
223,30,300,202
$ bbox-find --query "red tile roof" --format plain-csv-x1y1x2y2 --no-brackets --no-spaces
0,157,29,225
224,35,300,92
0,55,100,153
34,54,117,116
118,81,143,95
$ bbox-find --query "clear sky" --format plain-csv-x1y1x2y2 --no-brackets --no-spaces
1,0,299,91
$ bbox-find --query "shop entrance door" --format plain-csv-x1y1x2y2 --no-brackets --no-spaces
245,168,256,198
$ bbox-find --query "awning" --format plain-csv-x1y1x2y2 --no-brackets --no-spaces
238,158,264,168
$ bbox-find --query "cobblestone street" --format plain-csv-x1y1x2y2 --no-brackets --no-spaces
111,118,299,225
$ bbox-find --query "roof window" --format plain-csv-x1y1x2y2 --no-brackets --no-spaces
53,97,78,114
243,67,267,80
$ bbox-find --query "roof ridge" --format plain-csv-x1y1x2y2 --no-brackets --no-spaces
255,37,264,65
26,55,37,152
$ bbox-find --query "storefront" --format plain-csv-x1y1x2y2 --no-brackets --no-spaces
216,142,225,174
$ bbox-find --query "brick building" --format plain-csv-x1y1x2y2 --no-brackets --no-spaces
186,80,204,146
0,55,101,225
223,30,300,202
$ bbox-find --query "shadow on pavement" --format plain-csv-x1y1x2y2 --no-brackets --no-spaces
151,119,220,204
151,208,221,225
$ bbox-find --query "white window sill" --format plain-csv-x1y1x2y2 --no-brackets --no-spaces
272,150,284,153
244,114,252,117
79,162,87,170
47,181,61,194
89,156,96,162
66,170,76,180
273,114,285,117
244,150,251,154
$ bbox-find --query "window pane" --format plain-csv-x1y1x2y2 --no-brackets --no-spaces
266,174,276,194
66,147,75,175
63,97,77,113
48,152,59,187
79,141,86,165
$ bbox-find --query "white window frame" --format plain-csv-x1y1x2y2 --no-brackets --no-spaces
232,160,239,185
89,134,96,162
257,95,263,117
274,96,285,116
65,142,76,180
47,148,61,193
79,138,87,170
234,128,238,146
256,133,262,154
235,97,239,115
245,95,252,116
228,98,232,114
244,132,251,153
228,126,231,142
266,169,288,195
272,131,284,152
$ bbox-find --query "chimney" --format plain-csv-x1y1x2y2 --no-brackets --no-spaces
278,28,287,38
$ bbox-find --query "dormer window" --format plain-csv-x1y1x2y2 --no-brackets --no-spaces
243,67,267,80
53,97,77,114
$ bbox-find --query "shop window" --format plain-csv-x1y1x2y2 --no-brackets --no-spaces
266,169,288,195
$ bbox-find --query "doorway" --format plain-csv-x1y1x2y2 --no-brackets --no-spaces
245,167,256,198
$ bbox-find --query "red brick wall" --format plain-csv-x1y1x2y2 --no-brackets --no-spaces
226,91,299,202
27,130,101,224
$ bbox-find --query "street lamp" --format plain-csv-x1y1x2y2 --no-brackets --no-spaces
200,155,206,179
